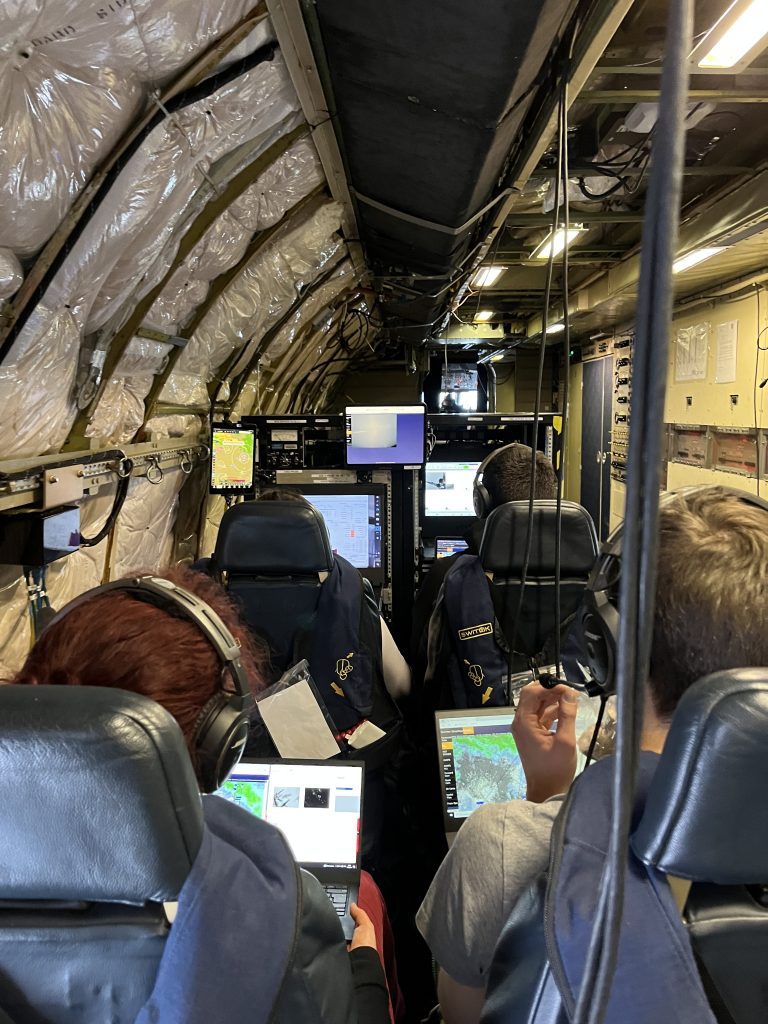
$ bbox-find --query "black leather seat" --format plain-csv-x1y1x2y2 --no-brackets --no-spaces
479,499,598,665
482,668,768,1024
0,686,204,1024
214,500,335,677
632,667,768,1024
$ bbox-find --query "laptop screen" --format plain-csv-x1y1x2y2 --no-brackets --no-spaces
435,708,524,831
215,760,363,870
435,537,469,559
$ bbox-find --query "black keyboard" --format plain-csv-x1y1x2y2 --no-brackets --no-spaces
323,884,349,917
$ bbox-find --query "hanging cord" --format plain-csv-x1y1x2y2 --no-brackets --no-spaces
584,695,608,767
79,458,134,547
573,3,693,1023
553,73,572,681
25,566,51,640
506,73,565,699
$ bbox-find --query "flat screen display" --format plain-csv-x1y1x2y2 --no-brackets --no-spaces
424,461,480,517
435,538,469,559
210,426,255,492
344,405,425,466
441,364,478,392
304,493,383,570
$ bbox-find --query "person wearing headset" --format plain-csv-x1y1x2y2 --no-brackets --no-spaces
415,486,768,1024
9,565,399,1024
410,441,558,670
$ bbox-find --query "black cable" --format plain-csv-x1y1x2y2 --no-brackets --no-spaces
554,76,571,681
506,72,564,697
573,3,693,1022
79,462,134,547
585,696,608,767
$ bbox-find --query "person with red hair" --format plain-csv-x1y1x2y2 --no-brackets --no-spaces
10,564,400,1023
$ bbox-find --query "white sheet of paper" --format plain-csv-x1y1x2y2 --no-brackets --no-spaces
714,320,738,384
257,679,340,759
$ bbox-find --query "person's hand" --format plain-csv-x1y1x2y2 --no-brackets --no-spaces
512,682,578,803
347,902,377,952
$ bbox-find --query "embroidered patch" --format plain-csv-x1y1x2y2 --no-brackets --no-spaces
458,622,493,641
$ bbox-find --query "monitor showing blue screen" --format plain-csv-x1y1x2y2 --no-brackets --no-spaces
344,405,425,466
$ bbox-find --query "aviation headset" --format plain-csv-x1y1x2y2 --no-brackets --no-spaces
41,575,252,793
577,485,768,698
473,442,529,519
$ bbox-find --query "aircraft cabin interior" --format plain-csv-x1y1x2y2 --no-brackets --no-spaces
0,1,766,1023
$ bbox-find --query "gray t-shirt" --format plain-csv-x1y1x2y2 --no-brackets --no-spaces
416,797,563,988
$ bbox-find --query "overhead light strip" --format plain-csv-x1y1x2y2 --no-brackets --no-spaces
472,266,506,288
692,0,768,70
672,246,726,273
530,226,584,260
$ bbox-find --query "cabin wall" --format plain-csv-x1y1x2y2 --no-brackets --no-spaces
494,364,516,412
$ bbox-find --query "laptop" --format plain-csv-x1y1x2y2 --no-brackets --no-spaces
215,758,364,939
435,537,469,559
435,695,602,840
435,707,523,839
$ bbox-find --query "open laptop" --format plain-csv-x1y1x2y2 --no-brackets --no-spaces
215,758,364,939
435,707,523,840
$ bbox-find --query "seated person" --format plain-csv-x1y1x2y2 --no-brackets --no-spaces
8,565,402,1024
257,489,411,701
410,442,557,666
416,486,768,1024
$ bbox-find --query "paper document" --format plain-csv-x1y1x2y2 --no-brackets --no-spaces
257,679,340,759
714,321,738,384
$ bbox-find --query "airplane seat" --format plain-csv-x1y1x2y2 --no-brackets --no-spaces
482,668,768,1024
479,499,598,667
0,685,204,1024
214,500,334,677
632,667,768,1024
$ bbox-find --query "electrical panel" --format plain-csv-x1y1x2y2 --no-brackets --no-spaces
611,335,633,482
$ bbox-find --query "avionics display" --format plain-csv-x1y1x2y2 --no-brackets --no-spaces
424,461,480,517
344,405,425,466
435,538,469,559
279,484,386,582
210,426,255,492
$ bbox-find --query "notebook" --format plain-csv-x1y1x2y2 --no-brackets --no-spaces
215,758,363,939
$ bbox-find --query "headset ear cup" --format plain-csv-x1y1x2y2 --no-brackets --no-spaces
193,696,250,793
474,481,492,519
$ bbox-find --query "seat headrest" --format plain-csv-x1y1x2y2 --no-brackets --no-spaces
215,500,334,574
632,669,768,884
0,686,204,904
479,500,598,576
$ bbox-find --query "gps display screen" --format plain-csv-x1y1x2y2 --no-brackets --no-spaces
210,427,255,492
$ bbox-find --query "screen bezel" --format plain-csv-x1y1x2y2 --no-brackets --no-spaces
343,403,426,468
434,706,519,833
272,482,388,587
209,425,256,494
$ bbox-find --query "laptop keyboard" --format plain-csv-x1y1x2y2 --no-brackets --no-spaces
323,884,349,917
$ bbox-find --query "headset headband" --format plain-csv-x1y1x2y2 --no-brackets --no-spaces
473,442,532,519
42,575,250,707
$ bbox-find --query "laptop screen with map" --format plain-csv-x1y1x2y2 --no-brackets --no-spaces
435,707,523,833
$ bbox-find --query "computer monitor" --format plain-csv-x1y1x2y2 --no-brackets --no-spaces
344,405,425,466
277,484,386,585
210,425,255,493
424,460,481,518
435,538,469,559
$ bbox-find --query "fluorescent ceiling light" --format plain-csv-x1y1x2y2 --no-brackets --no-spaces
472,265,506,287
672,246,726,274
490,353,505,362
546,322,565,335
692,0,768,70
531,226,584,260
474,310,493,321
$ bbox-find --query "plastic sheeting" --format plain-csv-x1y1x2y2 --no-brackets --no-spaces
144,136,324,332
109,466,186,577
86,336,172,446
0,570,31,680
0,248,23,299
0,306,80,460
0,0,266,256
200,493,227,559
144,414,204,440
161,201,345,406
44,52,301,333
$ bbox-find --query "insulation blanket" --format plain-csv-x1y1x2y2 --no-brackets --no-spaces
0,306,80,459
44,52,301,333
0,0,265,256
86,336,172,446
109,467,186,577
0,249,23,299
0,571,31,680
144,137,324,332
45,484,118,608
160,201,345,406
